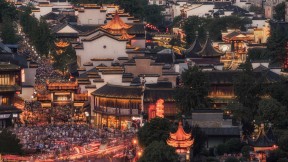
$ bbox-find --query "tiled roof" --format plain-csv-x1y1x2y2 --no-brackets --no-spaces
197,36,224,58
0,54,28,68
0,62,20,71
183,36,202,58
0,105,22,114
205,70,282,85
201,127,240,136
144,88,176,102
91,84,142,99
248,127,276,147
127,23,145,35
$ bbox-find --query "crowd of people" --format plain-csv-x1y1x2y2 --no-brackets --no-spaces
9,124,135,160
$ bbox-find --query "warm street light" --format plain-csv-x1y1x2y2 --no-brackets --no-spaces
133,139,137,145
137,151,142,157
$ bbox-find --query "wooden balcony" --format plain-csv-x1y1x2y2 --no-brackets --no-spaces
74,94,88,101
94,106,140,116
37,94,51,101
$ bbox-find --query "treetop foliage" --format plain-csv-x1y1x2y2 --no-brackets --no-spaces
0,129,23,155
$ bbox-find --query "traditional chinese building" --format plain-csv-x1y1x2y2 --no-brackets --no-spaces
0,62,22,128
167,121,194,153
37,81,89,110
192,109,240,148
91,84,142,129
248,124,277,161
183,32,225,70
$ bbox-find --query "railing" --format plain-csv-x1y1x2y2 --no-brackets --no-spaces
37,94,51,101
47,86,78,90
74,94,88,101
95,106,140,116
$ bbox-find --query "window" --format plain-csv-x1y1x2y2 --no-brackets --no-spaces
0,74,10,85
1,97,9,105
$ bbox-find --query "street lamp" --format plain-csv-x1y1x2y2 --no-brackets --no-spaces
133,139,137,145
85,111,90,126
186,150,190,161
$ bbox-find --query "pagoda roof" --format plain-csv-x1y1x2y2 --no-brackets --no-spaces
119,30,135,40
167,122,194,149
55,41,70,48
248,126,276,147
183,36,202,58
197,35,224,58
102,11,131,31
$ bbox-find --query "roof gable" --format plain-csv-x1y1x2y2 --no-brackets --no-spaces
57,25,79,34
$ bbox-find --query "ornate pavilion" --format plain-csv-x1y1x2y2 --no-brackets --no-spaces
167,122,194,154
248,124,277,161
37,81,89,122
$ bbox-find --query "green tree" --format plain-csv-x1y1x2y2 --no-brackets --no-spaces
119,0,148,20
273,2,285,21
224,139,243,153
278,158,288,162
172,15,183,28
256,99,286,125
267,149,288,162
0,0,17,22
174,66,210,116
267,81,288,110
247,48,269,61
208,16,251,41
35,18,53,57
183,16,210,44
1,15,18,44
138,141,179,162
216,138,243,155
52,44,76,75
278,135,288,152
143,5,164,27
0,129,23,155
266,22,288,64
233,62,263,134
249,4,264,14
191,125,207,156
241,145,253,159
216,144,228,155
137,117,172,148
225,157,240,162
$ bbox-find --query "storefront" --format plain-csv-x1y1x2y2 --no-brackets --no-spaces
92,84,142,130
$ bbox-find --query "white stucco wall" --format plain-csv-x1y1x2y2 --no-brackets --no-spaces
148,0,167,5
23,68,37,86
33,6,53,20
100,73,124,85
78,9,106,25
144,77,158,84
76,36,127,66
252,19,266,28
19,87,34,100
